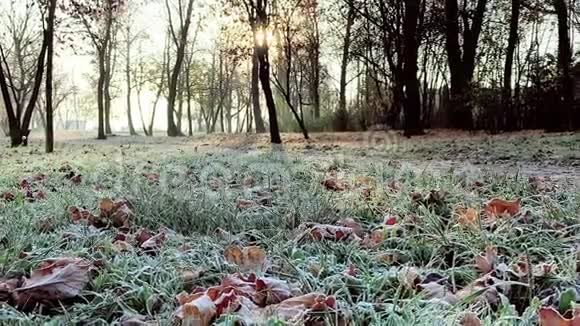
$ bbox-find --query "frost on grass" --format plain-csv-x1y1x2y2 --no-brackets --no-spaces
0,146,578,325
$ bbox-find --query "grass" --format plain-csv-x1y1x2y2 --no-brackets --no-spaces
0,133,579,325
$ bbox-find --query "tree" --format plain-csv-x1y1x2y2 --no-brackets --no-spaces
45,0,57,153
0,0,49,147
445,0,488,129
502,0,520,132
337,3,356,131
66,0,124,140
401,0,423,136
552,0,573,131
239,0,282,144
165,0,196,137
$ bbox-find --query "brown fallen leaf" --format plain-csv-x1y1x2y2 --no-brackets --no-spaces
337,218,364,236
484,198,520,219
298,223,361,242
0,192,15,202
322,176,346,191
174,293,216,325
456,207,480,228
475,245,497,274
0,277,21,303
459,312,482,326
224,245,266,272
139,231,166,254
539,306,580,326
236,199,257,209
15,258,91,310
259,293,336,324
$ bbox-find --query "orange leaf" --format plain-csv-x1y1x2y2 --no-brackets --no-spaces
539,306,580,326
224,245,266,272
484,198,520,219
456,207,480,228
175,294,216,325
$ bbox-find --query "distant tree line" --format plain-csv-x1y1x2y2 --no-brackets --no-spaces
0,0,578,149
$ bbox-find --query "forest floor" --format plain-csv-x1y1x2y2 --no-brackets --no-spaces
0,131,578,325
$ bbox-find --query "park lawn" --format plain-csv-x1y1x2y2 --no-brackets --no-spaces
0,133,578,325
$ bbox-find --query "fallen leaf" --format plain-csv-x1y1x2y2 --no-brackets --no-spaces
456,207,480,228
322,176,346,191
174,293,216,325
299,223,360,242
139,231,166,254
15,258,91,310
236,199,257,209
0,192,15,202
260,293,336,323
224,245,266,272
337,218,364,236
539,306,580,326
475,246,497,274
459,312,482,326
484,198,520,219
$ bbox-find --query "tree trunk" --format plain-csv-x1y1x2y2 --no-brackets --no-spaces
125,25,137,136
552,0,573,131
338,5,356,131
165,0,195,137
45,0,57,153
445,0,470,129
104,41,113,135
251,46,266,133
502,0,520,132
256,46,281,144
402,0,423,136
97,50,107,140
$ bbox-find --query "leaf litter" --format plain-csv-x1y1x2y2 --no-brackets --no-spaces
0,150,578,325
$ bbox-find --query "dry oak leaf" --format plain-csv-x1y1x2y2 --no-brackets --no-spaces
456,207,480,228
299,223,361,242
174,293,217,325
236,199,257,210
539,306,580,326
321,176,346,191
260,293,337,324
475,246,498,274
138,231,166,254
15,258,91,309
224,245,267,271
484,198,520,219
459,312,482,326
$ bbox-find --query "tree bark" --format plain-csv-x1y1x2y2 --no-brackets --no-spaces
552,0,573,131
445,0,488,130
97,50,107,140
256,45,281,143
402,0,423,136
165,0,195,137
125,25,137,136
338,5,356,131
502,0,520,131
251,45,266,133
45,0,57,153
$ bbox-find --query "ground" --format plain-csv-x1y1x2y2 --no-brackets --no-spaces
0,131,578,325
